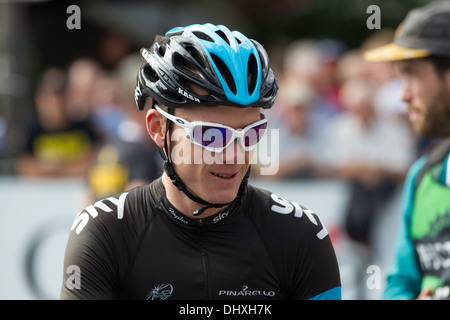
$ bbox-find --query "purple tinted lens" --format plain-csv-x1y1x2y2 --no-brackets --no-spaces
244,122,267,147
193,125,230,148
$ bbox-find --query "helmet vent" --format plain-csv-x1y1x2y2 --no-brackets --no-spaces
210,53,236,95
214,30,230,45
143,65,159,83
173,52,201,76
247,53,258,95
192,31,214,43
184,45,206,69
263,83,277,104
157,44,166,57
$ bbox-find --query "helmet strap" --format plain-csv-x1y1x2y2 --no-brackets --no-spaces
158,107,249,216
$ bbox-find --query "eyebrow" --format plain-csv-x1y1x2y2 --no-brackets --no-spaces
398,61,415,75
158,104,266,129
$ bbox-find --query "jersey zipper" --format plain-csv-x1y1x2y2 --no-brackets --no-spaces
198,218,211,299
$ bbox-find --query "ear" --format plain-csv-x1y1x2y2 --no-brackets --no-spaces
444,67,450,90
146,108,166,148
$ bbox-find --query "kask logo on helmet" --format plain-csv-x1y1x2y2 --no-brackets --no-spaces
178,87,200,103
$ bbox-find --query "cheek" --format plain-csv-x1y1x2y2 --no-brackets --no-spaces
247,149,256,161
414,72,442,107
419,80,445,115
413,81,431,107
192,145,206,165
168,128,194,164
427,90,450,135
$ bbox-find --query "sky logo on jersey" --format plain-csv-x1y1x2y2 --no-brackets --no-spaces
71,192,129,234
213,210,230,224
270,193,328,240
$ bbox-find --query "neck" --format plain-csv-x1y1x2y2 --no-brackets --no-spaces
161,173,229,218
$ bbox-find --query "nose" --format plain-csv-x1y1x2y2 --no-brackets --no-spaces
223,138,247,165
400,78,412,104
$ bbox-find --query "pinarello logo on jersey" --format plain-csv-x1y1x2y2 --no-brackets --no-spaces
218,285,275,297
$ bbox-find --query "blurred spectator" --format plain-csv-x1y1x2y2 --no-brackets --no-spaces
316,38,347,110
361,29,411,121
318,76,416,299
337,49,370,84
15,67,99,177
320,78,416,244
87,54,162,200
97,29,132,70
362,30,436,157
361,29,399,87
283,39,344,137
257,78,319,179
373,77,408,120
65,58,101,122
89,71,127,140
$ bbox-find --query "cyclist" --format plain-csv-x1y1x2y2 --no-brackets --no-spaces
365,1,450,299
60,23,341,300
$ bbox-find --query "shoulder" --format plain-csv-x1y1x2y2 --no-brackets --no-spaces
243,184,341,299
65,182,157,270
61,179,164,299
244,184,329,241
71,179,161,237
408,155,428,185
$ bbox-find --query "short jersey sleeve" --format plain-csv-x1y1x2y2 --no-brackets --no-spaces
60,188,149,299
246,188,342,300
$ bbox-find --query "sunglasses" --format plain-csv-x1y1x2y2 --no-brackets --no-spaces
155,104,268,152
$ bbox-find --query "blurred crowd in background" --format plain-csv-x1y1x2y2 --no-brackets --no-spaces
4,25,428,240
12,48,163,202
0,0,437,299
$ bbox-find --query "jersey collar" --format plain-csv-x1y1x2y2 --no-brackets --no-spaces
160,193,239,228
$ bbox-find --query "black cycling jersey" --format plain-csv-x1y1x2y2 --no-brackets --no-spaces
60,177,341,300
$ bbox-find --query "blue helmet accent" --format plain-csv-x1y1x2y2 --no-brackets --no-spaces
166,24,261,106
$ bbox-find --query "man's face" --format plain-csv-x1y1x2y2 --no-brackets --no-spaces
167,105,261,204
398,58,450,137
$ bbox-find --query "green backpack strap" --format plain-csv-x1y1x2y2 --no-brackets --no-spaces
414,139,450,192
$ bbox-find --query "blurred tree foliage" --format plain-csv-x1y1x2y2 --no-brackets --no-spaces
24,0,431,70
225,0,430,48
